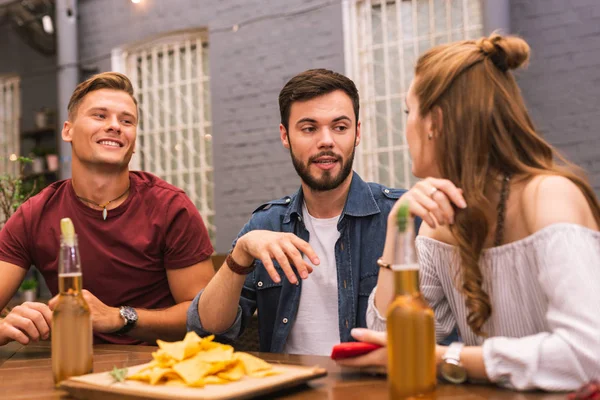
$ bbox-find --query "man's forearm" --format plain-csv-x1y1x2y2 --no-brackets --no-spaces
127,302,191,343
197,243,252,333
197,263,246,334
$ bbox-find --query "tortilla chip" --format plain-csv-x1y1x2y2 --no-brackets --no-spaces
217,361,245,381
203,375,229,385
127,369,152,383
156,331,204,361
172,357,214,385
164,378,187,387
234,352,274,374
191,346,234,363
149,367,175,385
125,334,278,387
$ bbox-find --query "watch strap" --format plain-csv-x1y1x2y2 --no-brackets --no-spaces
443,342,465,362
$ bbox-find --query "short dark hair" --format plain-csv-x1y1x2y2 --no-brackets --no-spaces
278,69,360,132
68,72,137,119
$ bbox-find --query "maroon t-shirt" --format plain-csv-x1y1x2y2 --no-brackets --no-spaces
0,171,213,344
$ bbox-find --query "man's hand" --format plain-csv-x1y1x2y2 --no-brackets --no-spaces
0,302,52,346
235,230,320,284
49,290,124,333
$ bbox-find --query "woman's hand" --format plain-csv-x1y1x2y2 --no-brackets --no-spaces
335,328,388,368
390,178,467,229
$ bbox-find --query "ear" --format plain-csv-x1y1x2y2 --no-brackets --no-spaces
280,124,290,149
61,121,73,143
429,106,443,138
355,120,361,147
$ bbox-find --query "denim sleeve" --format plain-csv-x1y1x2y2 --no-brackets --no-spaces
186,289,244,343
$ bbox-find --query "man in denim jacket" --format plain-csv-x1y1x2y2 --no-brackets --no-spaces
188,69,405,354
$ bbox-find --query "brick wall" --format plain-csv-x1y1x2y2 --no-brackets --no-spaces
77,0,345,251
511,0,600,194
0,25,57,133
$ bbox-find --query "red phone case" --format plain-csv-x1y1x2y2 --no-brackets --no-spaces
330,342,383,360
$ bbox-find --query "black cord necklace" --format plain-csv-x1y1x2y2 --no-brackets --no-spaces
76,186,130,220
494,174,511,247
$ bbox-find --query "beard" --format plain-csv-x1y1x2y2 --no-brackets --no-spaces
289,145,355,192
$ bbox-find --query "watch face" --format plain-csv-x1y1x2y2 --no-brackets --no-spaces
121,307,138,324
440,361,467,384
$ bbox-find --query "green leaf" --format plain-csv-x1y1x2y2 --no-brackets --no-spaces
109,366,128,383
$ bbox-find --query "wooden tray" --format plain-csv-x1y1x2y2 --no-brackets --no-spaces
60,361,328,400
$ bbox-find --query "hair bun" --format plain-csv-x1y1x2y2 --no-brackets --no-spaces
476,32,530,72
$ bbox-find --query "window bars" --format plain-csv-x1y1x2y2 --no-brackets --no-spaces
117,32,215,242
345,0,482,189
0,75,20,176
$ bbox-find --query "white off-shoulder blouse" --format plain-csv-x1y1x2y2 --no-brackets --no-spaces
367,223,600,391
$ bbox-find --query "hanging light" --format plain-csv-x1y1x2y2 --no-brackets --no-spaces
42,15,54,34
131,0,141,3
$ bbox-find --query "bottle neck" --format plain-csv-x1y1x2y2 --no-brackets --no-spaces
392,218,420,296
393,268,420,296
59,235,81,276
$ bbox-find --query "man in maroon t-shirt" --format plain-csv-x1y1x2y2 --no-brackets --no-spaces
0,72,214,346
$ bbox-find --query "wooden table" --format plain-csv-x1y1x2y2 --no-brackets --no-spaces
0,341,566,399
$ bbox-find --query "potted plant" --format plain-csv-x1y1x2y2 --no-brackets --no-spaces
0,156,37,228
19,278,38,302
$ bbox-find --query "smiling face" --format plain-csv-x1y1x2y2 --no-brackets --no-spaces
280,90,361,191
62,89,138,170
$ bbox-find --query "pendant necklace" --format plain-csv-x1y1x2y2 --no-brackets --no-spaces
76,186,130,220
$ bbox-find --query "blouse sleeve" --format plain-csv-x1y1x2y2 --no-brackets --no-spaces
483,224,600,391
418,239,458,343
366,286,387,332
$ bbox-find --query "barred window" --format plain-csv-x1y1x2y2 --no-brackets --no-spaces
345,0,483,188
0,75,20,176
113,31,215,242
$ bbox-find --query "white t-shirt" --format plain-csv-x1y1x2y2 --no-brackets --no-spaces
283,203,341,356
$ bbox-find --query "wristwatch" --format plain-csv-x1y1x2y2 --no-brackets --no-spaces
115,306,138,336
439,342,467,384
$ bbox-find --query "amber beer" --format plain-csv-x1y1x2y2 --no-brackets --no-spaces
51,218,93,384
387,205,436,399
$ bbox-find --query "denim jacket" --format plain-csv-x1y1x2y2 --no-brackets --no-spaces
187,173,406,352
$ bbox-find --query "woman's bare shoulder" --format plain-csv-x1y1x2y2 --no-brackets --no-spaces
521,174,599,233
